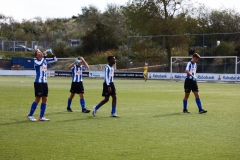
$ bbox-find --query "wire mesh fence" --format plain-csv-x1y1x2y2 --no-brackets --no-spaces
51,58,112,71
171,56,239,74
0,40,67,52
126,32,240,73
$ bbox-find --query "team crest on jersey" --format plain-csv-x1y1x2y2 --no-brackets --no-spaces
76,71,82,75
110,71,114,76
41,66,47,71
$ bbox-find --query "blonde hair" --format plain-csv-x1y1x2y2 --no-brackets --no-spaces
193,53,201,59
34,49,41,57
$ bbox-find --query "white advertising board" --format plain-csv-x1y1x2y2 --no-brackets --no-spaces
0,70,55,76
148,72,240,82
89,71,105,78
148,72,170,80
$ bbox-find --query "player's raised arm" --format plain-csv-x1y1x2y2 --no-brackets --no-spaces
68,61,76,70
45,49,57,64
79,57,89,69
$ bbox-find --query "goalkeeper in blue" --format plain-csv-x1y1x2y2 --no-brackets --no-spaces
183,53,207,114
27,49,57,121
66,57,90,113
92,56,120,118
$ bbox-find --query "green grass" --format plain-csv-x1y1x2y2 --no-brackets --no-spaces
0,77,240,160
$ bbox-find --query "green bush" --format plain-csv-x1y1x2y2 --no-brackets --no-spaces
213,41,236,56
0,51,34,59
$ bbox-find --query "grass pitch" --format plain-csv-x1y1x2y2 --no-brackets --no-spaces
0,77,240,160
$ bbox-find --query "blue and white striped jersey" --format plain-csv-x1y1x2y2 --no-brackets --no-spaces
34,56,57,83
71,65,85,82
104,65,114,86
186,61,197,79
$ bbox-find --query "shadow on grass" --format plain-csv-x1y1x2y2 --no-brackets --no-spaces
153,112,187,118
58,116,111,122
46,111,72,116
0,119,31,126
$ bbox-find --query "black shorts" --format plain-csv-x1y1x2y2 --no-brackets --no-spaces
184,78,199,93
70,82,84,94
34,82,48,97
102,82,116,97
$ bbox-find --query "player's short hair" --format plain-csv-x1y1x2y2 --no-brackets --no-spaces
107,56,114,62
193,53,201,59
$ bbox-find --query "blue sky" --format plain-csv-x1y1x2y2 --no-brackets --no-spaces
0,0,239,22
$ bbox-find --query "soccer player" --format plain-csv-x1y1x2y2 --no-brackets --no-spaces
92,56,120,118
66,57,90,113
183,53,207,114
27,49,57,121
143,62,148,82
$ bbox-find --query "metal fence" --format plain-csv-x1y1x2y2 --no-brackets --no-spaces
126,32,240,73
0,40,66,52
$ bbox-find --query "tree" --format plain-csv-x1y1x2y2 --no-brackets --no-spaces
78,4,127,54
122,0,195,67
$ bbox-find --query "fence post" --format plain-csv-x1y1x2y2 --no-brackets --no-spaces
170,56,172,81
235,56,238,83
25,41,27,52
13,41,15,52
202,34,205,72
162,36,165,72
127,37,130,70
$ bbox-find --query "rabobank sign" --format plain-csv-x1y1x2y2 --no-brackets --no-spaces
152,74,167,79
197,75,215,80
174,75,186,79
148,73,170,79
147,73,240,81
223,76,237,81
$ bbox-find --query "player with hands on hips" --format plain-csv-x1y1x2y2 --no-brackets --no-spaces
66,56,91,113
183,53,207,114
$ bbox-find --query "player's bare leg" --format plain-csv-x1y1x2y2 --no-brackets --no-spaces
193,91,199,98
184,92,190,100
69,93,75,100
35,96,41,104
79,93,84,99
42,96,47,104
99,96,110,106
143,74,147,82
92,97,109,116
112,95,116,106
